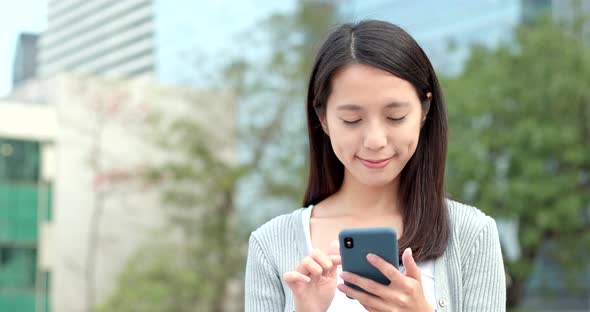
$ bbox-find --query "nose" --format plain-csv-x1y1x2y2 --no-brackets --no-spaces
363,121,387,151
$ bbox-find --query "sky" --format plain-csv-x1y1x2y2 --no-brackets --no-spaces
0,0,47,97
0,0,292,97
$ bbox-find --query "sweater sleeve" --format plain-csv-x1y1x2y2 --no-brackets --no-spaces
245,232,285,312
462,216,506,311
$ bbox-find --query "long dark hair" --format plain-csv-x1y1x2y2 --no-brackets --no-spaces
303,20,449,261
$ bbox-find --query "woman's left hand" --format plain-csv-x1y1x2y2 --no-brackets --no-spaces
337,248,433,312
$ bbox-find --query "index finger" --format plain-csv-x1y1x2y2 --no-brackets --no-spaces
329,254,341,266
328,239,339,256
366,253,404,283
328,240,341,266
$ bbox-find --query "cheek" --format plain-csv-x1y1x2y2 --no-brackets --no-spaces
326,124,358,159
396,122,422,153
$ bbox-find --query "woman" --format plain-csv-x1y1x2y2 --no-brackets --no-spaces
245,20,505,312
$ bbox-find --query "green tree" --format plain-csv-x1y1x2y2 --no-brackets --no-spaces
98,2,337,311
442,14,590,307
223,0,339,217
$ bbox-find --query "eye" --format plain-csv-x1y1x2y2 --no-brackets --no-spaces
388,116,406,122
341,119,361,125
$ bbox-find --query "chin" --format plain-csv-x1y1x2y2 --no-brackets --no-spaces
357,175,398,188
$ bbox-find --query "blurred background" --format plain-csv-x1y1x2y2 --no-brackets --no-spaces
0,0,588,311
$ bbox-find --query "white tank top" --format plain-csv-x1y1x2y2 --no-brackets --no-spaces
302,205,436,311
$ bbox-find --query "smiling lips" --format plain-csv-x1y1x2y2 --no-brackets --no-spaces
358,156,393,169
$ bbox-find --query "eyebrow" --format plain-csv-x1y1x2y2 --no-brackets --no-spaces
336,101,410,111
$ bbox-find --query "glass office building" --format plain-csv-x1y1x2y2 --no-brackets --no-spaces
338,0,521,75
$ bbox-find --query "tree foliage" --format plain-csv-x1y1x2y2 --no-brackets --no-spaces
442,14,590,306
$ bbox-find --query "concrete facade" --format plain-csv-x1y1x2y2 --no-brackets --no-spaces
4,74,236,312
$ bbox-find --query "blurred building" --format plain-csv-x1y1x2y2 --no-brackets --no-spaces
0,102,55,311
12,33,39,88
38,1,154,80
339,0,589,75
551,0,590,40
521,0,552,24
37,0,293,87
2,74,236,312
338,0,521,75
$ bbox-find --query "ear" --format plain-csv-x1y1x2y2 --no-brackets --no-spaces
421,92,432,127
320,114,329,136
314,100,330,136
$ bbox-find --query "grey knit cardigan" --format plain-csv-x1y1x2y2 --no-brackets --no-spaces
245,199,506,312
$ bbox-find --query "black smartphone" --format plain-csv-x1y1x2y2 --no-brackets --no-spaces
339,227,399,295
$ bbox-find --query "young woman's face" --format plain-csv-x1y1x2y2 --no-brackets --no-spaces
321,63,430,188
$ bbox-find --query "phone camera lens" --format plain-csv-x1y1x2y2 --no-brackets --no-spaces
344,237,354,249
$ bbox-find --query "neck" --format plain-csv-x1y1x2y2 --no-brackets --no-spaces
332,171,402,217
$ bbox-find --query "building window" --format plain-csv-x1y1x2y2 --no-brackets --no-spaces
0,247,36,290
0,139,40,183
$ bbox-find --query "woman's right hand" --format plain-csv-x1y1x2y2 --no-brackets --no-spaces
283,240,341,312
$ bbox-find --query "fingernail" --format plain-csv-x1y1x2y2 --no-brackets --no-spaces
407,248,412,257
300,275,311,283
366,253,377,263
340,272,349,280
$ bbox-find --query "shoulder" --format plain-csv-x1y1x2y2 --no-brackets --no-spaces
249,207,306,250
444,201,506,307
445,199,500,252
446,198,496,233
